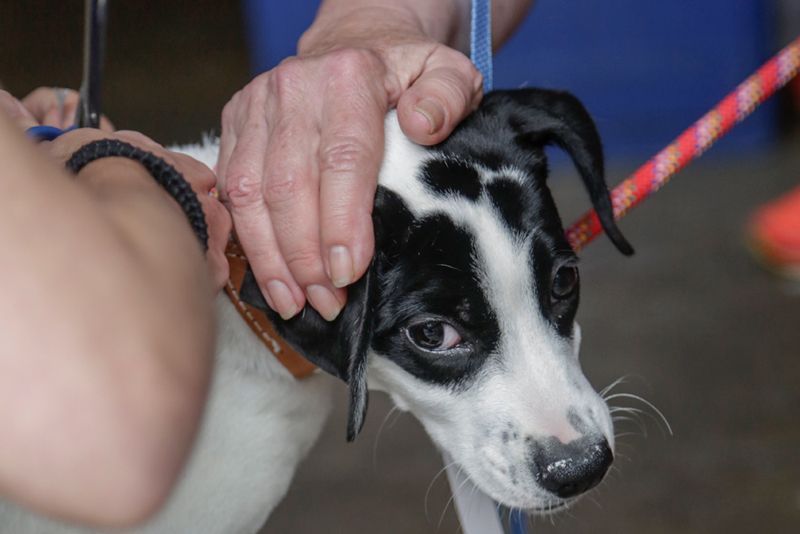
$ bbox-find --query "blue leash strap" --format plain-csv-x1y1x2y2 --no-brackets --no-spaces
508,508,528,534
470,0,493,92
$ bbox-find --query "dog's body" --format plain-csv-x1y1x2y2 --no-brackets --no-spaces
0,89,630,533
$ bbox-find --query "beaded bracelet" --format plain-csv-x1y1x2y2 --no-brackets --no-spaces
65,139,209,251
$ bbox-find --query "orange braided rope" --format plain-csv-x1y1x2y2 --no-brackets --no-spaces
566,36,800,252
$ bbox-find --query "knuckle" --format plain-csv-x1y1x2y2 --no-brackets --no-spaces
262,173,302,205
319,137,368,177
221,94,239,124
324,48,380,78
283,247,323,278
224,170,262,207
271,58,305,95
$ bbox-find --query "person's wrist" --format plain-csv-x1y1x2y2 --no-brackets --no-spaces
75,157,186,214
298,4,447,57
65,139,209,250
75,156,157,187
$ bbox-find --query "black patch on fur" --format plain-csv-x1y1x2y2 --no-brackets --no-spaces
435,89,633,256
530,234,579,338
419,159,481,201
485,178,525,233
474,150,505,170
372,211,501,386
485,177,540,235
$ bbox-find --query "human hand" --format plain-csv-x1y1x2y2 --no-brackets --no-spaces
49,128,232,290
217,6,482,321
0,90,38,129
22,87,114,131
0,87,114,132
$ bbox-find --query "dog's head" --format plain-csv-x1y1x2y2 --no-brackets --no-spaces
244,89,631,511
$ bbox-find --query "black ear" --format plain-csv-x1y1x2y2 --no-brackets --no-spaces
240,265,378,442
483,89,633,255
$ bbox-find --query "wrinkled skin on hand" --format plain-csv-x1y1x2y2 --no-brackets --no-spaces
217,9,483,322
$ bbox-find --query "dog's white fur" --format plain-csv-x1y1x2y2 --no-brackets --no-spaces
0,112,613,532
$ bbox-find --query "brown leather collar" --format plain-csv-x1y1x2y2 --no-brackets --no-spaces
224,239,316,379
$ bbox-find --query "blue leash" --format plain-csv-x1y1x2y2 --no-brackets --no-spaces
470,0,493,92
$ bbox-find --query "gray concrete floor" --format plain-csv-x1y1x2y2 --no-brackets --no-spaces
4,2,799,532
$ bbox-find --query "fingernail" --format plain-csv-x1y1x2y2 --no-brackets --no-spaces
266,280,299,320
306,284,343,321
414,99,445,135
263,290,276,311
329,245,354,288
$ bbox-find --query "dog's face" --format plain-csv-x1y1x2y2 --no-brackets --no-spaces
244,89,632,512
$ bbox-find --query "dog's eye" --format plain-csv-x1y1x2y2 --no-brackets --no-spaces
551,265,579,299
406,320,462,351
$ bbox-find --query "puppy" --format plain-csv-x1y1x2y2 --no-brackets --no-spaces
0,88,630,533
254,88,632,512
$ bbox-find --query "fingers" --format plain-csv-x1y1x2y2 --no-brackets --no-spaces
217,45,477,322
22,87,79,129
317,65,385,290
216,89,243,192
172,154,231,292
22,87,114,131
222,106,308,320
0,90,37,129
261,108,348,321
396,47,483,145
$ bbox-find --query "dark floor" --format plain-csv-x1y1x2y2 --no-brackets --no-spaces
3,2,799,533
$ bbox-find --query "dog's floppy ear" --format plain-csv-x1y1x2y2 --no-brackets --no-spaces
239,265,378,442
487,89,633,255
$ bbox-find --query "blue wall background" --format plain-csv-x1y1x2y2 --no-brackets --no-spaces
243,0,778,160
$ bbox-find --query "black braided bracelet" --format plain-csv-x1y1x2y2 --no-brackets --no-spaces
65,139,209,251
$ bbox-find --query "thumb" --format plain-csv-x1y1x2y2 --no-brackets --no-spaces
396,54,483,145
0,90,37,130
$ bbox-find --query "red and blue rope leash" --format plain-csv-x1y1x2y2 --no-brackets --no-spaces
566,36,800,252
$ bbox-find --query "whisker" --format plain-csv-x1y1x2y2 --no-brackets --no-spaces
424,459,460,521
605,392,673,436
434,262,466,273
587,494,603,511
372,406,401,468
613,450,633,463
438,473,471,530
612,413,648,438
600,375,630,398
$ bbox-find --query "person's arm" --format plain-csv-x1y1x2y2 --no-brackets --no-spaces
0,109,225,527
217,0,533,323
303,0,533,53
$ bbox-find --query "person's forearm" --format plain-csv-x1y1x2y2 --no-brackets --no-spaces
300,0,534,54
0,116,213,526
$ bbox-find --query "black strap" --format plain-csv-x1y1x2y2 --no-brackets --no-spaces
66,139,209,250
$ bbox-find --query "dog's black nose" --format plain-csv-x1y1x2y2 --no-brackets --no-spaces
531,437,613,498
